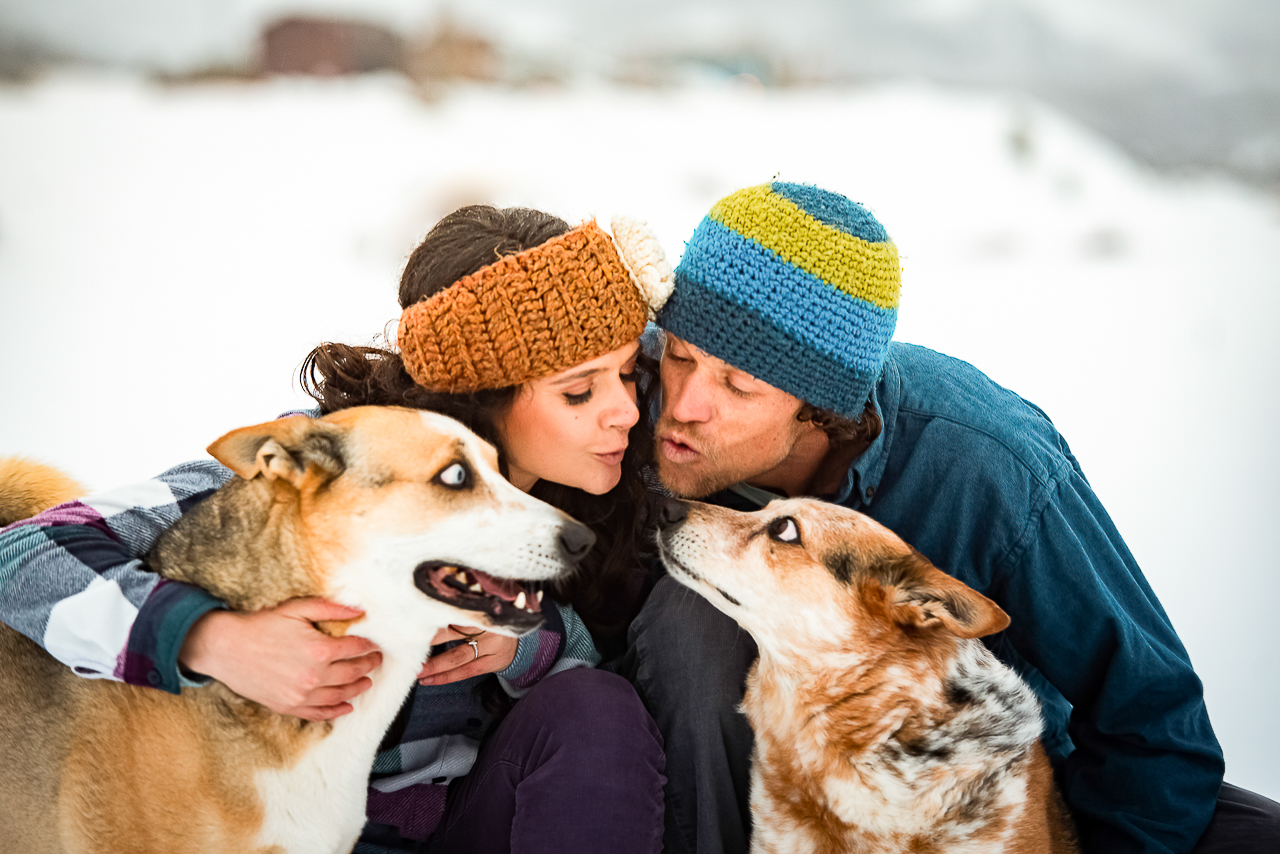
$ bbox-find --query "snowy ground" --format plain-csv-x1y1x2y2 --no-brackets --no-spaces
1,72,1278,799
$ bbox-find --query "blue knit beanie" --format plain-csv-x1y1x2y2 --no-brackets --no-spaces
657,181,900,420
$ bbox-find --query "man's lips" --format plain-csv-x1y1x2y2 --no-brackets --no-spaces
660,434,701,463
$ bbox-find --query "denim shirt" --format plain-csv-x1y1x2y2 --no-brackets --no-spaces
716,341,1223,854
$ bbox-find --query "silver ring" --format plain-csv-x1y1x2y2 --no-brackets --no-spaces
467,639,480,661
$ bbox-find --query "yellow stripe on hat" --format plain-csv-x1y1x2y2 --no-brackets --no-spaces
709,184,900,310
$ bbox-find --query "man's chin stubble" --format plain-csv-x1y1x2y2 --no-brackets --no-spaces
655,455,737,500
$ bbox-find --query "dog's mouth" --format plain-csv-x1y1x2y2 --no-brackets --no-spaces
656,539,742,607
414,561,546,631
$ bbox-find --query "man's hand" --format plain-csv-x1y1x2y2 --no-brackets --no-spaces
178,598,382,720
417,626,519,686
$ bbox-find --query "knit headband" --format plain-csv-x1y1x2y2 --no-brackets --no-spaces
399,217,673,393
657,181,900,420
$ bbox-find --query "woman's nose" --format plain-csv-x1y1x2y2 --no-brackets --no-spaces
604,381,641,430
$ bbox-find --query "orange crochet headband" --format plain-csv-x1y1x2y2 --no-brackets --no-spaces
398,217,673,393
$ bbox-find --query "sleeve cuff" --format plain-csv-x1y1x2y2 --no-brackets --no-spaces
122,580,227,694
496,603,570,697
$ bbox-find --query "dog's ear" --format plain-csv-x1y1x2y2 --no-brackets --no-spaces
207,416,346,489
879,551,1010,640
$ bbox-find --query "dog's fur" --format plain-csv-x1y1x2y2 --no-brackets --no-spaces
0,455,87,527
0,406,591,854
658,497,1077,854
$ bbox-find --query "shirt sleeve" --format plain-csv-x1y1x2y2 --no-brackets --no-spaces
993,460,1223,854
0,460,233,694
496,600,601,698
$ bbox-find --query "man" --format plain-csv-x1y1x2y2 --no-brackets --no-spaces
621,181,1280,854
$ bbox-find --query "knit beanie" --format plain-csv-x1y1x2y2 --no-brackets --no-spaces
399,218,673,393
657,182,900,420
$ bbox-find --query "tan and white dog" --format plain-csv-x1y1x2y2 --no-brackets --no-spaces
0,406,594,854
656,497,1077,854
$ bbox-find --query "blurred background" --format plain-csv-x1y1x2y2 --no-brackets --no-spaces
1,0,1278,800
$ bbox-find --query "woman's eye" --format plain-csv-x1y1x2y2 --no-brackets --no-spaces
563,389,593,405
437,462,470,489
768,517,800,543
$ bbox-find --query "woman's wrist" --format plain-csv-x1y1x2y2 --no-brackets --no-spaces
177,609,235,679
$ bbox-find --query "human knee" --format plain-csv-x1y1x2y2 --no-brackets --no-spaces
629,577,756,705
522,668,661,750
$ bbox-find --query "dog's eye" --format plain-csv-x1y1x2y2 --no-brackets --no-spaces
768,516,800,544
436,462,470,489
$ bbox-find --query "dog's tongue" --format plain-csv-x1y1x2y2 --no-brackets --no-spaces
473,570,541,613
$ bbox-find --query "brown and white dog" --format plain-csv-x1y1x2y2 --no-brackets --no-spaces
656,497,1077,854
0,406,594,854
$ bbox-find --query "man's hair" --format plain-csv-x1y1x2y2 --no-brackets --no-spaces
796,398,882,458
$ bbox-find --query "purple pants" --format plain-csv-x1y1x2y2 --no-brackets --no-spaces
424,668,666,854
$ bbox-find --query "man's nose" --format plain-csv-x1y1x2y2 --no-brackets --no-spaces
666,368,714,424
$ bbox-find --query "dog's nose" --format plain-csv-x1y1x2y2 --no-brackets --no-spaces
658,498,688,528
558,521,597,562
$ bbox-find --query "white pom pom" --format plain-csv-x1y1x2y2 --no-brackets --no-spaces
610,215,674,319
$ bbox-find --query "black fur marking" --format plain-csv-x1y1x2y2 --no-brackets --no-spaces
825,550,859,584
895,734,955,763
946,681,978,708
715,586,742,606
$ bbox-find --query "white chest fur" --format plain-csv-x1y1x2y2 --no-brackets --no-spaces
252,650,422,854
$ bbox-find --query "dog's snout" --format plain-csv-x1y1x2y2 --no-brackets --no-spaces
658,498,688,529
558,521,597,562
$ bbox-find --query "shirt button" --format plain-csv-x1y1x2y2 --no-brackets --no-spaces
146,669,162,686
865,486,875,500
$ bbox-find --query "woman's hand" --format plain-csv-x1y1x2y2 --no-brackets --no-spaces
417,626,519,686
178,598,383,721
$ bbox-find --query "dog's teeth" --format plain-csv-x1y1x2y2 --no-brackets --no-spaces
536,590,544,603
469,583,482,593
514,591,527,609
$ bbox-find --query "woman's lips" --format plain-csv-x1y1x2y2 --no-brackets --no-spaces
595,449,626,465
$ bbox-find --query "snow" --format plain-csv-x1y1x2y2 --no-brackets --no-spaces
1,72,1278,800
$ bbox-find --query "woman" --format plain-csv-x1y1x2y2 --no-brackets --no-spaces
0,205,673,854
306,204,667,661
